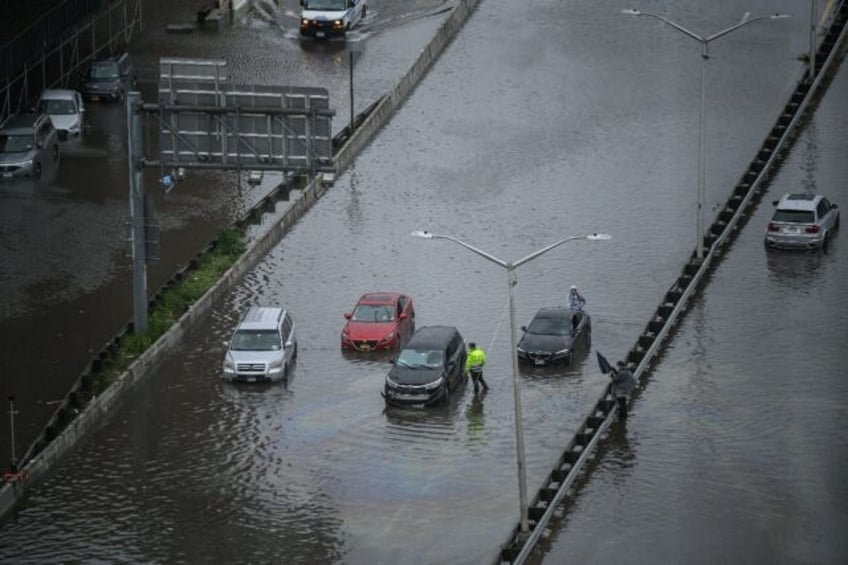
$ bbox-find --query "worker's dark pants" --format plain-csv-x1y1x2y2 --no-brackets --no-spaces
616,396,628,418
470,368,489,392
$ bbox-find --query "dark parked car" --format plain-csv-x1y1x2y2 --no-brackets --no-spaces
81,52,136,102
383,326,467,406
516,307,591,367
0,112,59,180
341,292,415,352
764,193,839,250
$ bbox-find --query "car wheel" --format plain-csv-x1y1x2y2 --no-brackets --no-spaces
33,161,42,180
443,383,451,403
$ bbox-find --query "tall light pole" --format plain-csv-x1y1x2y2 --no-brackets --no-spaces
411,230,611,534
623,9,789,260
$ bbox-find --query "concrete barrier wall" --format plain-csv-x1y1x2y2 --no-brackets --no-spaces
0,0,482,523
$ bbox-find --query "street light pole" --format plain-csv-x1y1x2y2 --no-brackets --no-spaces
411,230,611,534
623,9,790,260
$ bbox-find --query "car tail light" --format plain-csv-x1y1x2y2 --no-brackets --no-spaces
805,225,820,233
767,223,780,232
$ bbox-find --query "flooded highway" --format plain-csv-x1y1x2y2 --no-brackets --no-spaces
1,0,845,563
0,0,450,472
539,48,848,564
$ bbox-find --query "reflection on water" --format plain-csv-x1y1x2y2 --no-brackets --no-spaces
765,247,827,283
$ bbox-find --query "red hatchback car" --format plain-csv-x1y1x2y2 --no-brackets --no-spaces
341,292,415,352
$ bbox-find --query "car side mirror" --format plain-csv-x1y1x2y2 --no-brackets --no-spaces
222,341,229,347
831,203,838,209
344,312,352,319
520,325,528,332
398,312,407,320
300,0,306,6
772,200,779,206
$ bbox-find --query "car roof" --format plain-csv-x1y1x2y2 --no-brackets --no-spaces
0,113,43,132
237,306,286,330
533,307,575,319
39,89,78,100
93,53,128,64
405,326,460,348
776,193,822,211
357,292,403,305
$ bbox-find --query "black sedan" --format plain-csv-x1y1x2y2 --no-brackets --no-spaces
516,307,591,367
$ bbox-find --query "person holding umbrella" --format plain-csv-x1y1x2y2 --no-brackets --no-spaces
609,360,636,419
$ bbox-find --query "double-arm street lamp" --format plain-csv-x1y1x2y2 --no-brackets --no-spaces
623,9,790,260
412,230,611,534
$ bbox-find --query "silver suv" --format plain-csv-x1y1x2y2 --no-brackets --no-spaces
765,193,840,250
0,112,60,180
222,306,298,383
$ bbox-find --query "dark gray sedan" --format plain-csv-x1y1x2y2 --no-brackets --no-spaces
517,307,591,367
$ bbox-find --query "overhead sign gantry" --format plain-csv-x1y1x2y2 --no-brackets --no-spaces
127,57,336,333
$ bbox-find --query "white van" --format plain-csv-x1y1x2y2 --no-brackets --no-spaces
222,306,298,383
299,0,367,39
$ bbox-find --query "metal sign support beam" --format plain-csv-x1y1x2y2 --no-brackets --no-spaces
127,91,148,334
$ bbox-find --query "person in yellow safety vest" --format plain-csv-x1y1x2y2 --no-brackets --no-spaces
465,342,489,394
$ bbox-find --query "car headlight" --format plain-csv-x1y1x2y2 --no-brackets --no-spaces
301,18,309,25
424,377,444,391
269,356,284,369
332,19,344,28
554,348,570,356
516,346,526,354
223,357,234,371
379,332,395,344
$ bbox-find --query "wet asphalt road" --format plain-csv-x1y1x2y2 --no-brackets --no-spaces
538,46,848,564
1,0,846,563
0,0,451,471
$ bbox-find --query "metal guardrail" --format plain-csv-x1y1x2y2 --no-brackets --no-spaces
501,1,848,562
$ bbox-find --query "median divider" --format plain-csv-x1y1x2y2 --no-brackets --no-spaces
498,3,848,562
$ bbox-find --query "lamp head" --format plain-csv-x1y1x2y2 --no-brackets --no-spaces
411,230,434,239
587,233,612,241
622,8,642,16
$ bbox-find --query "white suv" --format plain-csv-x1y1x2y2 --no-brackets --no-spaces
765,193,840,250
222,306,297,383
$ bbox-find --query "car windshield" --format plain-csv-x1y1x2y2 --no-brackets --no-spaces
230,329,281,351
773,209,815,224
89,63,120,79
527,316,570,336
396,349,443,368
352,304,394,322
39,99,76,115
306,0,346,10
0,134,33,153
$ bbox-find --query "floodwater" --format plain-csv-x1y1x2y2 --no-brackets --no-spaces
0,0,450,473
536,44,848,565
1,0,845,563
